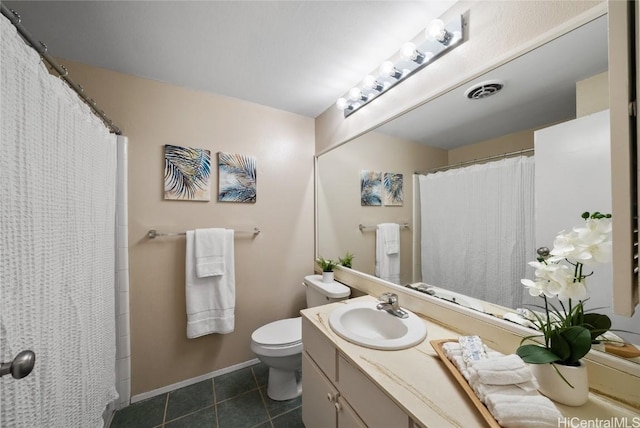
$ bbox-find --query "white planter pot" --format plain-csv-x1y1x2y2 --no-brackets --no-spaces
322,271,334,283
529,360,589,406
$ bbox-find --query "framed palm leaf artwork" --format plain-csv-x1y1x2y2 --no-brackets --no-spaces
218,152,257,203
360,170,382,206
164,144,211,201
384,172,403,206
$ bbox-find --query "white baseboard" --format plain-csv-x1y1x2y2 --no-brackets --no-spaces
129,358,260,404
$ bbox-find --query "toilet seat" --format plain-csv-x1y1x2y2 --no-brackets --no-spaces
251,317,302,357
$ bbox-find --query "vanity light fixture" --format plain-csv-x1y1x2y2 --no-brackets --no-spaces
335,15,466,118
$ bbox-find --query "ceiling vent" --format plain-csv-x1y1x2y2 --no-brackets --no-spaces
464,80,504,100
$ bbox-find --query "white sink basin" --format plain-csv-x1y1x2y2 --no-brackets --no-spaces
328,302,427,350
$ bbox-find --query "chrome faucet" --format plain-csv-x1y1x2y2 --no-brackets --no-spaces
376,292,409,319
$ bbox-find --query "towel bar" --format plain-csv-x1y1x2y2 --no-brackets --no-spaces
358,223,410,232
148,228,260,239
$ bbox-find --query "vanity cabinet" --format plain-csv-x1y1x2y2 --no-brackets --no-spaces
302,353,365,428
301,316,411,428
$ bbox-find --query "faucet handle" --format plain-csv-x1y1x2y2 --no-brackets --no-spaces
378,292,398,305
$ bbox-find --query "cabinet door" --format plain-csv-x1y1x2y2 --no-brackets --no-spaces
337,355,409,427
302,316,337,380
336,396,366,428
302,351,338,428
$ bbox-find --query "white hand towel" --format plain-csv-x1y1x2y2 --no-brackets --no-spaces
186,229,235,338
470,354,526,371
485,394,562,428
442,342,463,358
379,223,400,254
375,223,400,283
471,381,539,402
195,228,227,278
467,354,534,385
468,365,533,386
452,355,471,381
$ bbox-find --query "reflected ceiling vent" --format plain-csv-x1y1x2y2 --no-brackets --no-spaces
464,80,504,100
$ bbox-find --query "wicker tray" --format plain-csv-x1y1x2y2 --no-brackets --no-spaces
430,339,501,428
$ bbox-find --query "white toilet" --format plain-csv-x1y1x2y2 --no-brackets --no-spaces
250,274,350,401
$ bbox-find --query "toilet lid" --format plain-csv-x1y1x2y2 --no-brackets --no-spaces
252,317,301,347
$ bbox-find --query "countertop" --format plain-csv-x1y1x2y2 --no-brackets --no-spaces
301,296,640,427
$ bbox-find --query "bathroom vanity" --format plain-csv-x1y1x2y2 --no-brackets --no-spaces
301,296,640,428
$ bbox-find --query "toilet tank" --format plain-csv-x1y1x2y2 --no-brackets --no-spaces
303,275,350,307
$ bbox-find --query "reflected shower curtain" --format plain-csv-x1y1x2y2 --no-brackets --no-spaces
419,156,535,309
1,15,117,427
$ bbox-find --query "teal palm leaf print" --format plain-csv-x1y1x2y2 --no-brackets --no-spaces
218,152,257,202
164,145,211,200
361,171,382,206
384,173,403,204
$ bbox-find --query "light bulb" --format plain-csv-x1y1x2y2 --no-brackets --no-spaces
363,75,383,92
335,98,348,110
379,61,394,76
363,75,376,89
348,87,362,101
400,41,426,64
400,42,417,61
426,18,453,45
379,61,401,79
426,19,445,41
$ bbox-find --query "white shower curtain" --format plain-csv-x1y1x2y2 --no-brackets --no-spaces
419,156,535,309
1,15,118,428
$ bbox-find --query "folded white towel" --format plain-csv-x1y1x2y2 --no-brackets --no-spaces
186,229,235,338
375,223,400,283
452,355,470,381
442,342,462,358
470,354,526,372
485,394,562,428
195,228,227,278
468,364,533,386
471,381,539,402
378,223,400,254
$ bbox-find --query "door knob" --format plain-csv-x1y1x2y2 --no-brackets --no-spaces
1,350,36,379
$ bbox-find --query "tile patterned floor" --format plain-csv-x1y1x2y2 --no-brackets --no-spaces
110,363,304,428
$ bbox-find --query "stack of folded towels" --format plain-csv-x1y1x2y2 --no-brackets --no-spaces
442,337,562,428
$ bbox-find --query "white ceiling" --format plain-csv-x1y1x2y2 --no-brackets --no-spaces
2,0,456,118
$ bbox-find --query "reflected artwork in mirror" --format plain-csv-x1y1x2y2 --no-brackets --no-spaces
317,14,640,364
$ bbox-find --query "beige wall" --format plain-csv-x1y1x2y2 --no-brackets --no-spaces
317,132,447,285
64,60,315,395
315,1,605,154
447,128,535,165
576,71,609,117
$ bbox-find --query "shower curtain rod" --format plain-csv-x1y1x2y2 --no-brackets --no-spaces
415,147,534,175
1,5,122,135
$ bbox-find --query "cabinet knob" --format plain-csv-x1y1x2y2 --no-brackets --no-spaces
334,401,342,412
327,392,336,403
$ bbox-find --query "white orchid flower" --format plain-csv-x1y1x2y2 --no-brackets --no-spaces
521,278,545,297
549,231,576,259
557,278,588,300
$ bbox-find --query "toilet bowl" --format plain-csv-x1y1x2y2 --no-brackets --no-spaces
250,317,303,401
250,275,350,401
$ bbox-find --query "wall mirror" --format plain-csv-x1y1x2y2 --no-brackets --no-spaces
317,13,640,365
